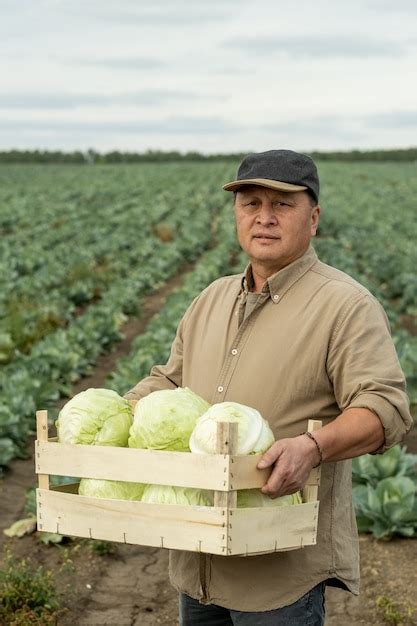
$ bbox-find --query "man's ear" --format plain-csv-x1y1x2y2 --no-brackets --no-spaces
311,205,320,236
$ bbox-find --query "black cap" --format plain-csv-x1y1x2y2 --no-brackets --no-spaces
223,149,319,202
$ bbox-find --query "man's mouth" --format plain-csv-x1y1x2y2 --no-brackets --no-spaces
253,234,280,240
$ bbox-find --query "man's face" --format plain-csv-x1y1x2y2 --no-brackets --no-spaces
234,186,320,275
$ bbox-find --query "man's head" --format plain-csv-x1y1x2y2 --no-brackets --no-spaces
223,150,321,282
223,149,320,203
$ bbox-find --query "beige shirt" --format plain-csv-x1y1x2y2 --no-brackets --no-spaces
125,245,412,611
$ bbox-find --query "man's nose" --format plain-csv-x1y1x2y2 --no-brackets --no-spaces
256,203,278,224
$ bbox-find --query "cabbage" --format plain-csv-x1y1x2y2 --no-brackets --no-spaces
237,489,303,508
128,387,210,451
79,478,145,501
353,476,417,539
140,485,301,508
188,402,302,509
189,401,275,455
251,419,276,454
141,484,213,506
56,388,133,446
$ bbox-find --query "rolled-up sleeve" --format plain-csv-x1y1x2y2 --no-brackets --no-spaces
326,292,413,451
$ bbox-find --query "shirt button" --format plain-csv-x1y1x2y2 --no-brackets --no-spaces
217,385,224,393
231,349,238,355
273,294,280,302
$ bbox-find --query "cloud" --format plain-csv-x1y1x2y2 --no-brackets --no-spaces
51,0,233,26
260,110,417,141
3,110,415,143
0,89,225,110
0,94,103,110
97,9,227,25
365,0,417,12
223,35,406,59
81,56,165,70
0,116,241,135
366,111,417,128
261,116,365,142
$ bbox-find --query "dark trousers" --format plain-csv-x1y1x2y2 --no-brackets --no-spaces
179,582,326,625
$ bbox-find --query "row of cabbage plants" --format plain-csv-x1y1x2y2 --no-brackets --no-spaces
0,163,236,471
0,163,234,363
315,161,417,404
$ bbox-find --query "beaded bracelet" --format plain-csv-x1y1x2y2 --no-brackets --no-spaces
303,431,323,468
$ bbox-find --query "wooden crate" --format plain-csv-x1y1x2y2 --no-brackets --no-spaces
36,411,321,556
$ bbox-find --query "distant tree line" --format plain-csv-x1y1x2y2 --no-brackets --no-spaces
0,147,416,164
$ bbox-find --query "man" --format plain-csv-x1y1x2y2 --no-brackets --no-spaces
125,150,412,625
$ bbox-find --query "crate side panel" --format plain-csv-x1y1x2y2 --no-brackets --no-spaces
36,442,230,490
228,502,319,556
36,489,227,555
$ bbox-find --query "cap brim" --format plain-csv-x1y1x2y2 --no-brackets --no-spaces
222,178,308,193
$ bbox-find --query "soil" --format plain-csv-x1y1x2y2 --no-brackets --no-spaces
1,269,417,625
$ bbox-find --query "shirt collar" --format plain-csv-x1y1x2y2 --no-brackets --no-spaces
241,245,318,302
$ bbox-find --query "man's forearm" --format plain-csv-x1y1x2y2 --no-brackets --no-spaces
312,407,385,462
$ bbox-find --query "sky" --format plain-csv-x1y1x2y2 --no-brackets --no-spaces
1,0,417,154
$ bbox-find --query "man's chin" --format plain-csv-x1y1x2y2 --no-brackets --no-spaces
249,246,285,262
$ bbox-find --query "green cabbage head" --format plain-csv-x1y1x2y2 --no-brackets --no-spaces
141,484,213,506
237,489,303,508
128,387,210,451
79,478,146,501
189,401,275,455
56,388,133,446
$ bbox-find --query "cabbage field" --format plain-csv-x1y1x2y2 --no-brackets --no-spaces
0,160,416,473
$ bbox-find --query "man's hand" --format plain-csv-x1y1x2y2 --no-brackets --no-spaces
257,434,320,498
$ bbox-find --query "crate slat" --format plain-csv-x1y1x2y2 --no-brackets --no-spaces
36,410,49,490
37,487,319,556
214,421,238,508
37,488,228,555
303,419,322,503
36,441,232,490
36,441,320,491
